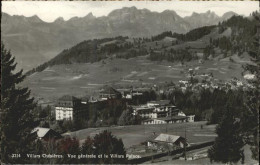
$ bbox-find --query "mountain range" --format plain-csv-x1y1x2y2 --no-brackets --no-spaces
1,7,237,71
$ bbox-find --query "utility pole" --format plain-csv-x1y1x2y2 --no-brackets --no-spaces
184,124,187,161
166,122,168,133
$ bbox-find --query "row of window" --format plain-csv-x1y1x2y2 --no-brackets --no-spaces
58,102,78,106
144,120,186,124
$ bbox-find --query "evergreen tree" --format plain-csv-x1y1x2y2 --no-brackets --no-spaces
92,130,127,164
0,43,36,163
241,13,260,161
57,137,80,164
80,136,95,164
208,105,244,164
118,107,134,126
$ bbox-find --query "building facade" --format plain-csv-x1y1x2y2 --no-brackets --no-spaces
132,100,195,125
142,116,188,125
55,95,87,121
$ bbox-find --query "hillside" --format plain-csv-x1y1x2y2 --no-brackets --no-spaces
1,7,237,71
21,14,258,103
26,14,258,76
26,25,217,75
23,54,251,104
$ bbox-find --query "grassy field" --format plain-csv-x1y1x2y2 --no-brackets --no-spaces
143,145,258,165
22,53,250,104
67,121,257,164
63,121,216,149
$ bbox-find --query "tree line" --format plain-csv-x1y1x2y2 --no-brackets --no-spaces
208,12,259,164
151,25,215,42
32,130,127,164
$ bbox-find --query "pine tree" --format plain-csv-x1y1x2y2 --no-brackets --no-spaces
58,137,80,164
80,136,95,164
92,130,127,164
241,13,260,161
208,105,244,164
0,43,36,163
117,107,134,126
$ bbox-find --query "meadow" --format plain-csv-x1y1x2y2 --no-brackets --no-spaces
64,121,216,148
22,53,249,104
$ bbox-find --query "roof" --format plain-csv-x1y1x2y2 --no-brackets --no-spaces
58,95,80,101
133,106,154,111
31,127,51,138
154,133,182,143
100,86,121,95
31,127,61,139
132,87,151,92
147,100,171,106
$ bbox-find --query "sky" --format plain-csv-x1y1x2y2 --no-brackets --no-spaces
2,1,259,22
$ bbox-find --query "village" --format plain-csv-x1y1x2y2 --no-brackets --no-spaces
55,86,195,124
31,82,216,163
27,63,256,163
30,69,257,163
1,1,259,164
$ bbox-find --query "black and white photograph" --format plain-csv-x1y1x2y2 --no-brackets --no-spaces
0,0,259,164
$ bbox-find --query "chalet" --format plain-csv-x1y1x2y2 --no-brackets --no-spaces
31,127,62,141
55,95,87,121
147,133,188,149
99,86,122,100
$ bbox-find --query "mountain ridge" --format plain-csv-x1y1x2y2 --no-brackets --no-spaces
1,7,237,71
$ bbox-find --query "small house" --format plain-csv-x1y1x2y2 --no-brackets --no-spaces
31,127,62,141
147,133,188,149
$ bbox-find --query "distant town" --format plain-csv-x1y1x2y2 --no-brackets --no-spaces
55,86,195,123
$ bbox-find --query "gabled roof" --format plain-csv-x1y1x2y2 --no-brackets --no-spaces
31,127,61,139
58,95,79,101
31,127,51,138
100,86,121,95
154,133,182,143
